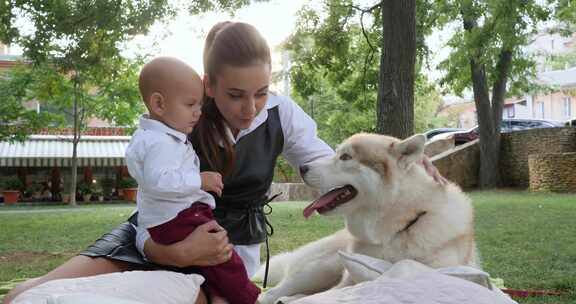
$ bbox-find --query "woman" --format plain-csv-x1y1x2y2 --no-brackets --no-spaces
4,21,334,304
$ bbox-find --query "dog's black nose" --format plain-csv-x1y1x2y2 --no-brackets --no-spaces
299,165,309,176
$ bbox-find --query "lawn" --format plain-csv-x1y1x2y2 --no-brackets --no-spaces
0,191,575,303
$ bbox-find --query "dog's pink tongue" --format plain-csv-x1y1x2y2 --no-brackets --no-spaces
303,200,323,218
303,188,342,218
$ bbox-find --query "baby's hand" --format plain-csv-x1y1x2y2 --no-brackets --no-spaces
200,172,223,197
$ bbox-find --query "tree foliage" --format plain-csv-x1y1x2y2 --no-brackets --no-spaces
0,0,174,140
284,0,574,187
186,0,270,14
285,0,444,146
0,0,266,203
546,49,576,70
0,65,61,142
433,0,574,188
0,0,268,142
0,0,174,205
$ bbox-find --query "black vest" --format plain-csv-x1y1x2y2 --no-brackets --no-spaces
191,106,284,245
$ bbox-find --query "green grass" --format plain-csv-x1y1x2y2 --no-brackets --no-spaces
1,191,575,303
469,191,576,303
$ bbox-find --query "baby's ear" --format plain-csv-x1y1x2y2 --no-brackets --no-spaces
394,134,426,169
148,92,165,115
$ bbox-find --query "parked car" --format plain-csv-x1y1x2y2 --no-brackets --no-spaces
431,119,565,145
424,128,464,140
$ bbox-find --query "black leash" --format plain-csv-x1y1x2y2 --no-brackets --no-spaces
262,192,282,288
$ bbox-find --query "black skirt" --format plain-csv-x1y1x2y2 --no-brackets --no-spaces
80,218,204,276
79,214,153,267
79,194,276,268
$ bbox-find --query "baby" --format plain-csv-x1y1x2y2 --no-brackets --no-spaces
125,57,260,304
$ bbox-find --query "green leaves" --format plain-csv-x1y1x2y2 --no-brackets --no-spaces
0,65,59,142
437,0,560,97
286,0,446,145
0,1,268,142
0,1,176,142
546,49,576,70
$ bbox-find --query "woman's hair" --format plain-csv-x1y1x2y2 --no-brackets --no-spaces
195,22,271,177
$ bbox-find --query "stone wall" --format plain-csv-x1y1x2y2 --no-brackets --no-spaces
500,127,576,188
431,140,480,190
270,127,576,198
529,152,576,192
272,139,482,200
424,137,455,158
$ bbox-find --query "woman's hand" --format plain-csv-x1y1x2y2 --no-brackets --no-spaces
420,156,448,186
144,220,233,268
200,172,223,197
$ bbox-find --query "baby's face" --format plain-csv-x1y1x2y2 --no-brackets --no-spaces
161,77,204,134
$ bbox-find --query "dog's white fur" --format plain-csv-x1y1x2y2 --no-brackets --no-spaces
254,133,478,304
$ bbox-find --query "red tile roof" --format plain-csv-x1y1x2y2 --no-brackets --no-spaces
36,127,128,136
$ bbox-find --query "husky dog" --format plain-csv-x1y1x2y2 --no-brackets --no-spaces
255,133,478,304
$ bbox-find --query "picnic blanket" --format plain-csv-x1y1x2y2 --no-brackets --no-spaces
10,252,518,304
11,271,203,304
283,252,518,304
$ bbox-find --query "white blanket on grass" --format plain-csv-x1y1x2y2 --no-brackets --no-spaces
13,254,517,304
290,271,516,304
287,253,517,304
12,270,204,304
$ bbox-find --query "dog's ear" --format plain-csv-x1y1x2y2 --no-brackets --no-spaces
394,134,426,169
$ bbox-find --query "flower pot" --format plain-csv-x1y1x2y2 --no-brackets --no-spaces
2,191,20,204
82,194,92,202
122,188,137,202
32,192,42,199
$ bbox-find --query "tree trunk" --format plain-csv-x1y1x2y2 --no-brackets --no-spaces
376,0,416,139
69,76,80,206
463,7,514,189
468,55,500,189
70,138,79,206
479,50,513,188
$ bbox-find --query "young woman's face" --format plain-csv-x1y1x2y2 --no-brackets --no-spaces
206,63,271,133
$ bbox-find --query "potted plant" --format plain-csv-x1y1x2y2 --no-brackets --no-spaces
100,177,115,200
28,182,43,201
1,177,24,204
119,177,138,202
77,182,94,202
93,184,104,202
61,177,72,203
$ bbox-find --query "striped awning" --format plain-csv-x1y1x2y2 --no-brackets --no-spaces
0,135,130,167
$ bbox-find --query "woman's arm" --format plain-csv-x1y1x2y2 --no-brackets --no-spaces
276,95,335,168
143,221,233,268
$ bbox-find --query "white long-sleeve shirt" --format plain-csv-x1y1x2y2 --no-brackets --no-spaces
126,115,215,230
134,94,335,255
231,94,334,166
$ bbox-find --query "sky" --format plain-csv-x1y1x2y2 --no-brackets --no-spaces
128,0,457,79
128,0,309,74
7,0,309,73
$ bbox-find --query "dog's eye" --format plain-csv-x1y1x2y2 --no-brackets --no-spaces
339,153,352,161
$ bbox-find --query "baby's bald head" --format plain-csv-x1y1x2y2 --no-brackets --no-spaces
138,57,202,111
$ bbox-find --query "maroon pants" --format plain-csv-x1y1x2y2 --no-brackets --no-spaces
148,203,260,304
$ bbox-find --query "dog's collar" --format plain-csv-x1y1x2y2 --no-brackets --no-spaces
398,211,427,234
